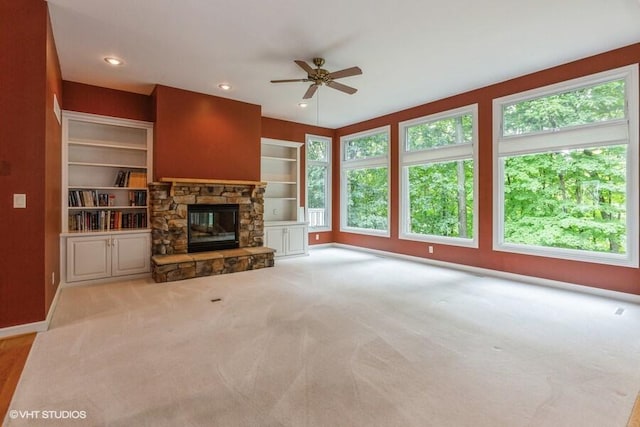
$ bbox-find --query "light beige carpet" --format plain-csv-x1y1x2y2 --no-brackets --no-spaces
5,248,640,426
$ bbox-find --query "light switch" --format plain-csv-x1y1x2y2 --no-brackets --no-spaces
13,193,26,208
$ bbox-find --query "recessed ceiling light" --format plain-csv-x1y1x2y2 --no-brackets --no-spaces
104,57,123,66
218,83,232,91
298,102,308,108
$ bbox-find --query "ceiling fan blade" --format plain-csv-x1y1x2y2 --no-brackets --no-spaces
327,66,363,80
270,78,311,83
326,80,357,95
302,84,319,99
295,60,316,77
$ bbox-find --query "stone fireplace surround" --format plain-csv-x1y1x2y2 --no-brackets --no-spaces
149,178,274,282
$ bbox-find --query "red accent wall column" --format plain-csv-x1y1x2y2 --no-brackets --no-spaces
62,81,152,122
0,0,62,328
44,7,63,315
153,85,262,182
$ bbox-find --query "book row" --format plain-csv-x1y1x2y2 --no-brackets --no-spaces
114,170,147,187
68,190,147,207
68,211,148,232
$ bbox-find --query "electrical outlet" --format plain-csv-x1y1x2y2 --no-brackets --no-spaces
428,245,434,254
315,234,319,241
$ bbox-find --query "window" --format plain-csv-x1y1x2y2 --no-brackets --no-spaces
340,126,390,236
494,65,639,267
306,135,331,231
399,105,478,246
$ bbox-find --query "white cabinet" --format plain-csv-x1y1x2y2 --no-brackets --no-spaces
264,223,308,257
61,111,153,284
66,235,111,282
66,233,151,283
112,233,152,277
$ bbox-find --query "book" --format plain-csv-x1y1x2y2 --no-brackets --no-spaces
114,170,125,187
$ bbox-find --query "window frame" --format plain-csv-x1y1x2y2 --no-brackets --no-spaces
340,125,391,237
492,65,639,267
305,134,332,232
399,104,479,247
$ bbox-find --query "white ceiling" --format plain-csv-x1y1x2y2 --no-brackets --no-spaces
46,0,640,129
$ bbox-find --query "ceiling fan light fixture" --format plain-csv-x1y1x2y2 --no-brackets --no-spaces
217,83,232,91
271,58,362,99
104,57,123,66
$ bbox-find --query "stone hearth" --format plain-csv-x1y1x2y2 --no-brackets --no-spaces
149,178,274,282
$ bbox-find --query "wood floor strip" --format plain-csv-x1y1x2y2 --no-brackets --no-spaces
628,392,640,427
0,333,36,422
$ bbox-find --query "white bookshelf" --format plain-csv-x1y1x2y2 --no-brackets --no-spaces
261,138,308,257
61,111,153,283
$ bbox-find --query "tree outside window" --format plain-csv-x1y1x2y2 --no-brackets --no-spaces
400,106,478,247
340,127,390,236
494,66,638,267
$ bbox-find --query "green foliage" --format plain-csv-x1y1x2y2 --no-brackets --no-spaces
503,146,627,254
407,114,472,151
503,80,625,135
307,164,326,209
346,167,388,230
408,160,473,238
501,78,628,255
307,139,327,162
345,131,388,160
344,131,389,231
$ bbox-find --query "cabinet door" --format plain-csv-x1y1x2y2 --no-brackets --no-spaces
286,225,306,255
112,233,151,277
67,236,111,282
265,227,286,256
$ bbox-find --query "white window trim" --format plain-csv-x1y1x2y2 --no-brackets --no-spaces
340,125,391,237
493,64,639,267
305,134,332,232
398,104,479,248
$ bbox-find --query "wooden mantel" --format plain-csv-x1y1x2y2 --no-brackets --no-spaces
159,177,267,187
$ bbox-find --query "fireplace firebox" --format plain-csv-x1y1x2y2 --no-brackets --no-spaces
187,204,239,252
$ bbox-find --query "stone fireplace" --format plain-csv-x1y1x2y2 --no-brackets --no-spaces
149,178,266,255
148,178,274,282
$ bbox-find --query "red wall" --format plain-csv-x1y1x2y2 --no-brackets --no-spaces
0,0,61,328
44,7,62,314
62,81,152,122
261,117,335,245
334,43,640,295
153,85,262,182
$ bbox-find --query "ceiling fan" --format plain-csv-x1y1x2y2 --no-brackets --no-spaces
270,58,363,99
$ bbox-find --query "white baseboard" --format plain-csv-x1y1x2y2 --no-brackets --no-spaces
0,282,63,339
308,243,334,250
332,243,640,304
0,320,48,339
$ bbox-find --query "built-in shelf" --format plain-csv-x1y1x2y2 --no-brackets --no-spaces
68,161,146,169
68,140,148,151
68,186,148,190
62,111,154,284
262,156,297,162
261,138,308,258
68,206,147,210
